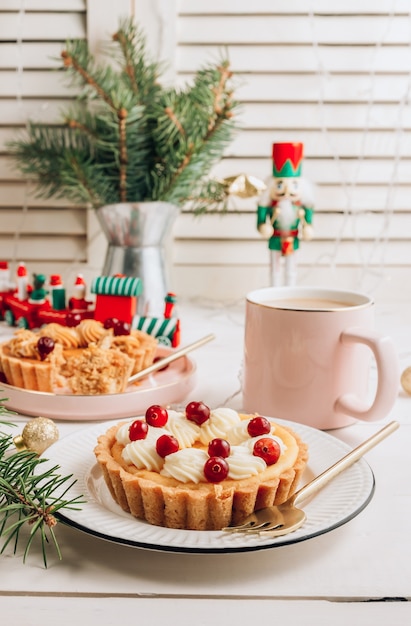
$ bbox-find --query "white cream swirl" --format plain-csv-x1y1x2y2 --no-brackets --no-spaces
121,425,169,471
225,421,250,445
164,410,201,448
227,446,267,479
116,422,133,446
198,407,241,445
160,448,209,483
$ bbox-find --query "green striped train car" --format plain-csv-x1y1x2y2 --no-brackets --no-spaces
132,315,179,347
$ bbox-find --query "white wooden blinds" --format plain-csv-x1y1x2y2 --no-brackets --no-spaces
1,1,411,302
0,0,88,276
172,0,411,301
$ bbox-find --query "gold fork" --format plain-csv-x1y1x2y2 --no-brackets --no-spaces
223,420,399,537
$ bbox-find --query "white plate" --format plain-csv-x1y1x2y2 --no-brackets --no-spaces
0,347,196,421
42,419,375,553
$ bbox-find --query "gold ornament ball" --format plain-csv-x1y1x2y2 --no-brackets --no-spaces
400,367,411,395
14,417,59,455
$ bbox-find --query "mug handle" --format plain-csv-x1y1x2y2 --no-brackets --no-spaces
334,327,399,421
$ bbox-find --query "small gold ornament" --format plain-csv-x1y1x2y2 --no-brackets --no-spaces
400,367,411,395
220,174,266,199
13,417,59,455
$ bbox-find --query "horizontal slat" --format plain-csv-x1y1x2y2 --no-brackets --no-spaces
179,0,411,15
177,72,411,103
235,74,411,103
1,208,86,235
0,235,86,261
238,103,411,130
0,13,85,41
0,182,81,208
230,129,411,158
177,44,411,74
0,99,72,125
177,16,411,45
0,43,64,69
1,0,85,9
0,70,76,98
173,238,411,266
175,211,411,241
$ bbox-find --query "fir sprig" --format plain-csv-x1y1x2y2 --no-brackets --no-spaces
8,17,239,211
0,411,84,567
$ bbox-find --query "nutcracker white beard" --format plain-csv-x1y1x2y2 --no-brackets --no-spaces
275,198,298,230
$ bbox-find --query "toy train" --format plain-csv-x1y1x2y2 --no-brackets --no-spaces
0,263,180,347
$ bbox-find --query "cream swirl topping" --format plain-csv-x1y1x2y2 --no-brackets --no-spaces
76,319,106,346
39,323,79,349
227,445,266,479
116,412,286,482
164,410,200,448
160,448,209,483
198,407,241,445
116,422,133,446
225,420,251,445
122,426,169,471
7,330,39,358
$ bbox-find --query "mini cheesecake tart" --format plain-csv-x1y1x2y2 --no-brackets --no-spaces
94,404,309,530
0,321,157,395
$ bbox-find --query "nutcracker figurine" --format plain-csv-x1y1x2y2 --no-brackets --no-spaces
257,142,314,286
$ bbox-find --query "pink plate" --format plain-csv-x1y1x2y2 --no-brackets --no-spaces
0,347,197,421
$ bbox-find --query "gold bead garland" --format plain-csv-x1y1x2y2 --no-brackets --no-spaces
13,417,59,455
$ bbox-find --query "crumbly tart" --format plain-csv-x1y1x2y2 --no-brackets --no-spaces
0,320,157,395
0,331,66,393
94,408,308,530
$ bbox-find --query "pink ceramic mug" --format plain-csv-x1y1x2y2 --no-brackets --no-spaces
242,287,399,429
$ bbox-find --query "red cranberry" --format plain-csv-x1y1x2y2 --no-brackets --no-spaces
37,336,55,360
113,320,130,336
145,405,168,427
247,416,271,438
103,317,119,330
208,438,230,458
252,438,281,466
129,420,148,441
185,401,210,425
204,456,229,483
66,312,82,327
156,434,179,458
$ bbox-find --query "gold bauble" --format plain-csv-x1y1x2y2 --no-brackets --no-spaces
220,174,266,198
13,417,59,455
400,367,411,395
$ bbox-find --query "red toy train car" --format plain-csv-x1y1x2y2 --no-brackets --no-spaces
0,265,180,347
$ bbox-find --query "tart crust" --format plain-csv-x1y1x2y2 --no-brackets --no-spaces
94,418,308,530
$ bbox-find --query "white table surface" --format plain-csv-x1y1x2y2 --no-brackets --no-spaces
0,299,410,625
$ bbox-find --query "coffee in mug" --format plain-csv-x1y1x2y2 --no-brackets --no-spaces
242,287,399,429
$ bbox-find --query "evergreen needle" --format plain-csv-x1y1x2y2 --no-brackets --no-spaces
0,411,84,567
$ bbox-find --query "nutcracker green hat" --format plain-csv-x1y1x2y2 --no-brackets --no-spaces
272,142,303,178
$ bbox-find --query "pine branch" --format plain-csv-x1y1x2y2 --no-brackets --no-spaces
0,413,84,567
8,18,240,210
